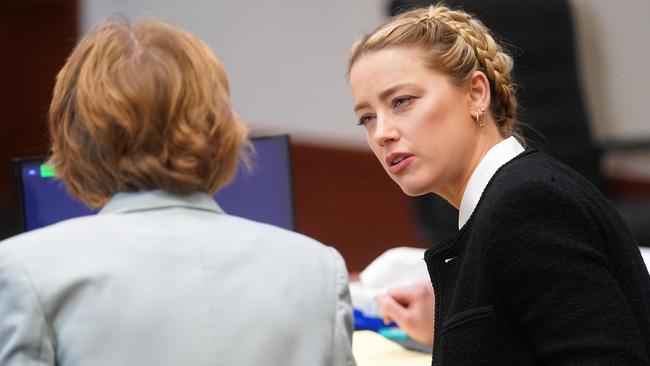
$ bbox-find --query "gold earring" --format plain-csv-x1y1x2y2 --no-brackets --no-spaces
475,107,486,128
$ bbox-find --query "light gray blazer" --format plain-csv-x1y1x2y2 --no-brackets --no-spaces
0,190,355,366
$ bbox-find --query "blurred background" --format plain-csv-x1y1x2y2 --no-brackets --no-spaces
1,0,649,272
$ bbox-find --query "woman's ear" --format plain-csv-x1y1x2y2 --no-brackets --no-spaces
468,71,491,110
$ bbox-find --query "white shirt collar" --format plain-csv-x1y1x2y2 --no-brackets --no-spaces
458,136,525,229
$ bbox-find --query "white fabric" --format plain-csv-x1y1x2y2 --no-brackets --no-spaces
351,247,428,318
458,137,525,229
0,190,356,366
638,247,650,273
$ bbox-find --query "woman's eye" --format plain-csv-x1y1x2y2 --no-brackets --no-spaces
392,96,414,109
357,114,375,126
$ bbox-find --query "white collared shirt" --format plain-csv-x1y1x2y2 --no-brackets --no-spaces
458,136,525,229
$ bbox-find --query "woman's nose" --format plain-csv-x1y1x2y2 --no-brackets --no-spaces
372,115,399,146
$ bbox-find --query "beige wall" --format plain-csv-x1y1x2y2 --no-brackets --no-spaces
571,0,650,142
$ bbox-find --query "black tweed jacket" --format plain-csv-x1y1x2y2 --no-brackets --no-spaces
425,150,650,365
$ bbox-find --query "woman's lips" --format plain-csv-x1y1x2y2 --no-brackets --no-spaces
388,155,414,174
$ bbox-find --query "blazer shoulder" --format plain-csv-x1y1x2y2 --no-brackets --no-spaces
488,150,601,202
0,214,99,254
218,214,341,260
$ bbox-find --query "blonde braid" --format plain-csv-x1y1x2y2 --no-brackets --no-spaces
432,7,517,132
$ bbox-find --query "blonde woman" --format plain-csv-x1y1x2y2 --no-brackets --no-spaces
0,18,355,366
348,5,650,364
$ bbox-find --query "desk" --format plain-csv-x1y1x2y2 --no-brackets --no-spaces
352,331,431,366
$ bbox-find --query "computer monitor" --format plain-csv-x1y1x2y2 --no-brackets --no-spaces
12,135,295,232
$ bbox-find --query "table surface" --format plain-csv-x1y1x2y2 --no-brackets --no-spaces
352,330,431,366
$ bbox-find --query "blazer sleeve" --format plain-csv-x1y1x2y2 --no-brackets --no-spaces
328,247,357,366
0,253,56,365
487,182,649,365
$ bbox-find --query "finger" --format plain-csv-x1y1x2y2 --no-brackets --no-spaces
387,287,417,306
374,295,393,324
376,294,409,326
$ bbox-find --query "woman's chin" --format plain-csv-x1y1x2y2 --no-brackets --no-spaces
398,183,430,197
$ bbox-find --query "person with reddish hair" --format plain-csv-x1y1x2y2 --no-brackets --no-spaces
0,17,355,366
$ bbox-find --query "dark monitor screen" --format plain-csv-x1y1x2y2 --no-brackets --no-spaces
13,135,295,232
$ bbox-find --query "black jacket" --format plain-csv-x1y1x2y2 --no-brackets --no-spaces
425,150,650,365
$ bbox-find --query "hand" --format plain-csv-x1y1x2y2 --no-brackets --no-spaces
374,279,435,345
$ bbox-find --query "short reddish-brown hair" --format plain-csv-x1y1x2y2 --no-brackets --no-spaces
48,17,249,208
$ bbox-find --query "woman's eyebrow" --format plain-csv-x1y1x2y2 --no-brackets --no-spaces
353,101,370,114
353,83,414,113
378,83,411,102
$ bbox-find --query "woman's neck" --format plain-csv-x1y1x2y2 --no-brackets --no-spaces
444,127,505,209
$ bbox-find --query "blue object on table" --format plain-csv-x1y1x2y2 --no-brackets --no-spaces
378,326,409,340
353,309,394,331
354,310,432,353
379,326,433,353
